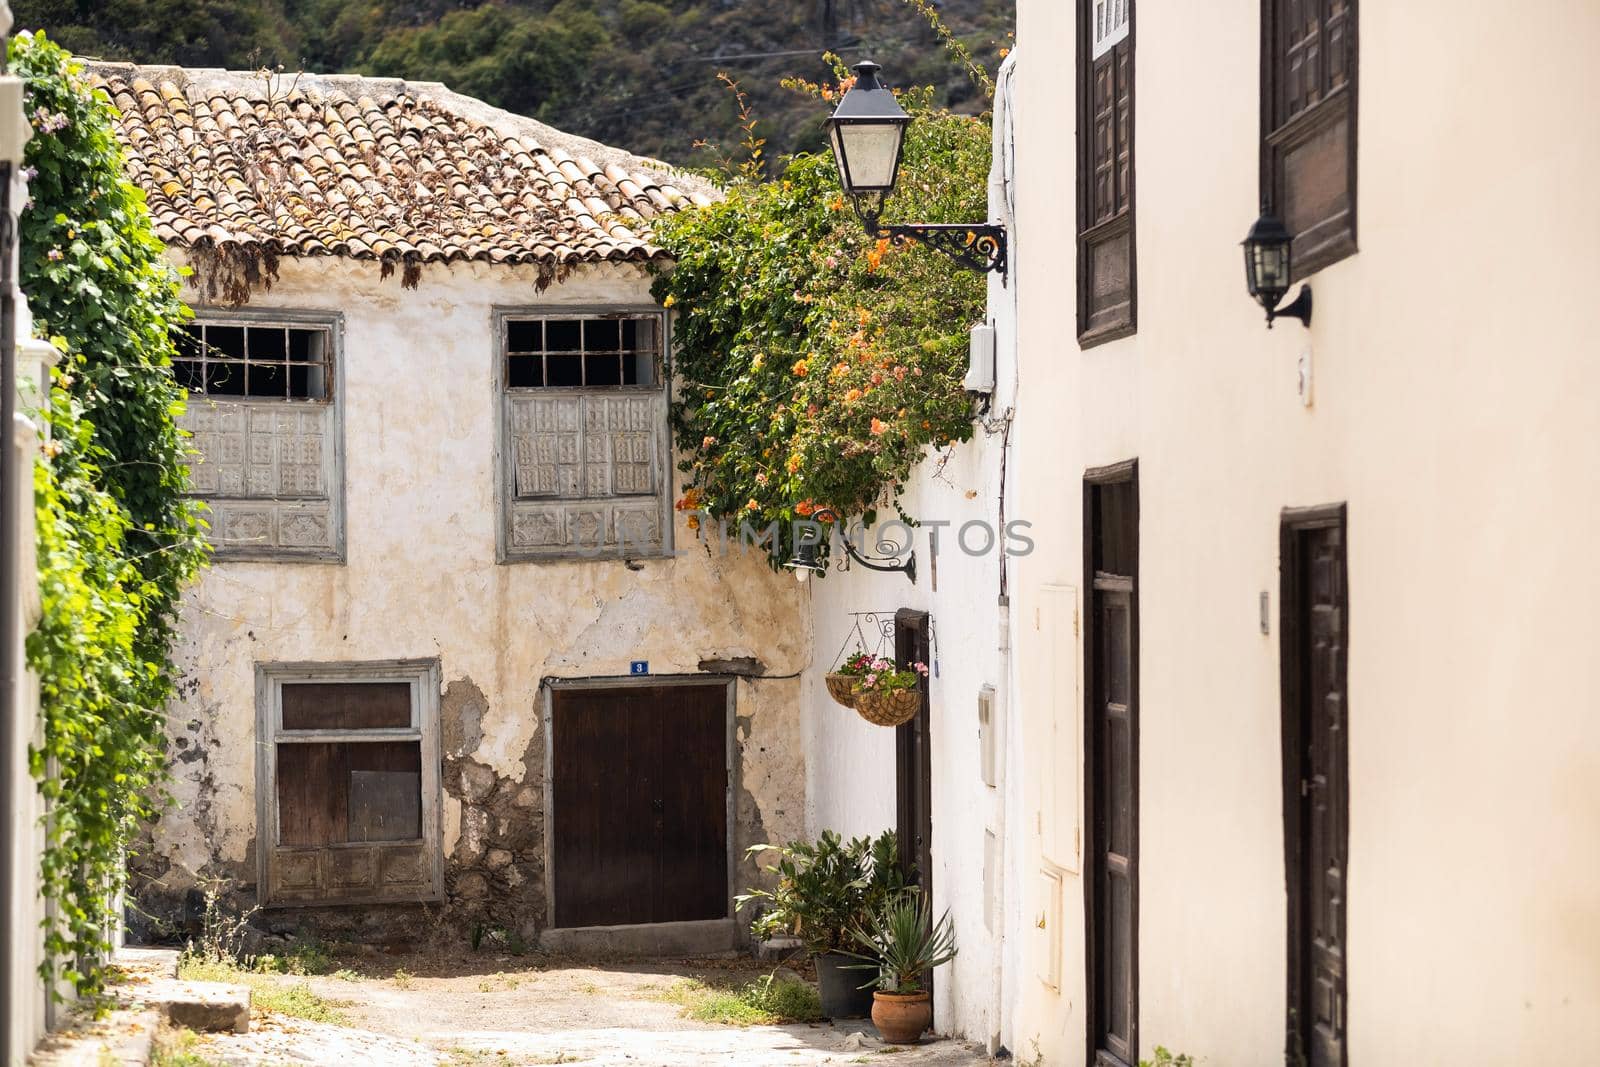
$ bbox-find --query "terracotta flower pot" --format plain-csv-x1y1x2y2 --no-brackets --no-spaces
872,990,932,1044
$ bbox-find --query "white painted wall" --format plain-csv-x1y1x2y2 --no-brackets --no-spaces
1004,1,1600,1063
149,255,811,931
803,55,1023,1047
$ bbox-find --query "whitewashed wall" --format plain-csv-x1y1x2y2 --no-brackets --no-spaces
804,55,1023,1046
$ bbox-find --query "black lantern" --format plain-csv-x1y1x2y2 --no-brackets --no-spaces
1242,211,1312,328
826,60,1007,278
827,61,910,224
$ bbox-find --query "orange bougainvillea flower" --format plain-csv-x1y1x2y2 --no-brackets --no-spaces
857,307,872,326
829,195,845,212
844,388,863,403
864,237,891,273
796,500,816,516
675,487,701,511
792,360,809,377
701,435,717,449
686,514,701,530
786,454,803,473
746,499,760,511
870,417,888,436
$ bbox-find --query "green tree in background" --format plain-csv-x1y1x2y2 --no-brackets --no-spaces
10,0,1012,164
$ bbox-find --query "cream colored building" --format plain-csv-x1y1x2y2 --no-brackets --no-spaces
1000,0,1600,1064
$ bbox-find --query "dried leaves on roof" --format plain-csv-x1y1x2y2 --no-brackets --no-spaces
90,66,714,301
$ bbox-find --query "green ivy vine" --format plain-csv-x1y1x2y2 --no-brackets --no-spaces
11,32,208,998
649,61,991,567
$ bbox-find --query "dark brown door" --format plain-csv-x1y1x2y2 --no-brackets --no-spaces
1281,506,1349,1067
551,683,728,927
894,610,934,1013
1085,463,1138,1067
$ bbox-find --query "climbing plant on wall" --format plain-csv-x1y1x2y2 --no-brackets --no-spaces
11,31,208,997
650,55,992,568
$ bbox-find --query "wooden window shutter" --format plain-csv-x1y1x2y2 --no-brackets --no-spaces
1077,0,1136,346
1262,0,1358,279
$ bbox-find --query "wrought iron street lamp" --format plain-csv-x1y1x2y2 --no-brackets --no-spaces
785,508,917,584
1242,210,1312,328
827,61,1007,279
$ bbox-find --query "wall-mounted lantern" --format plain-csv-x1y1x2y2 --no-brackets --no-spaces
827,61,1007,279
1242,211,1312,328
785,508,917,584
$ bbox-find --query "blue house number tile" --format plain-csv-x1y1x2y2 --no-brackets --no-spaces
630,661,649,675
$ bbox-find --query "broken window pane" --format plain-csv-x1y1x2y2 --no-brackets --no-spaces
502,315,663,389
170,322,333,401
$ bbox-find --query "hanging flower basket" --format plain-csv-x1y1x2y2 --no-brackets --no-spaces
825,672,860,708
854,686,921,727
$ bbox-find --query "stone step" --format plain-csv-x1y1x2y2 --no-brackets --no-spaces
157,980,251,1034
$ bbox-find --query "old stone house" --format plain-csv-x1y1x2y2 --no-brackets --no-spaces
94,64,808,950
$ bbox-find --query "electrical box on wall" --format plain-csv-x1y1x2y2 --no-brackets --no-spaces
965,322,996,394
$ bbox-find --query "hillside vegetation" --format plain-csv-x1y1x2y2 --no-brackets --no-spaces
15,0,1011,163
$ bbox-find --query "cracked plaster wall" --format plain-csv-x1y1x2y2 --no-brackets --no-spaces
133,258,809,941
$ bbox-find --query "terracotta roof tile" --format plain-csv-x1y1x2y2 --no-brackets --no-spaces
87,63,716,271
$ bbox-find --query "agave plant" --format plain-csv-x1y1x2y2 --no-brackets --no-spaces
846,888,958,993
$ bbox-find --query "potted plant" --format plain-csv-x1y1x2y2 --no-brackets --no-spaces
851,658,929,727
825,651,875,709
738,830,904,1018
846,889,958,1044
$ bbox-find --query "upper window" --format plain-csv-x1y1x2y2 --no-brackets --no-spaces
1262,0,1357,278
173,323,332,400
256,660,443,907
497,310,671,561
173,312,345,561
1077,0,1135,345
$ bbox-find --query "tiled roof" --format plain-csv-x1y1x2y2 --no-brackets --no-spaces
87,64,716,277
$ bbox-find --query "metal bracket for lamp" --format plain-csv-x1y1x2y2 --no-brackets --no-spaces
786,508,917,584
1264,285,1313,329
855,201,1008,278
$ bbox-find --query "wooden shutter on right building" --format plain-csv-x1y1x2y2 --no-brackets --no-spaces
1262,0,1358,278
1077,0,1136,346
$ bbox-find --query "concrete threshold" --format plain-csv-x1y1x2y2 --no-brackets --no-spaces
539,917,741,956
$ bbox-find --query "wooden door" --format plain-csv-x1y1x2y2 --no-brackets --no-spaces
551,683,728,928
1281,506,1349,1067
894,610,934,1016
1084,463,1138,1067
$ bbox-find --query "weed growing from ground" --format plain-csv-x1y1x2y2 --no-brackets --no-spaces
656,974,824,1026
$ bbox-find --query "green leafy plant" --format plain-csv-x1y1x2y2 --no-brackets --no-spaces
1139,1049,1196,1067
652,32,993,568
12,30,208,998
657,974,824,1026
845,889,957,994
852,657,930,696
737,830,905,955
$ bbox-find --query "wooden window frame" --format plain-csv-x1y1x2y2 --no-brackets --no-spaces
177,307,347,563
1260,0,1359,281
1076,0,1137,347
494,305,674,564
255,659,444,907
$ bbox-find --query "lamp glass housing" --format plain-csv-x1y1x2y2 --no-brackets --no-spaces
1242,212,1293,306
827,62,911,201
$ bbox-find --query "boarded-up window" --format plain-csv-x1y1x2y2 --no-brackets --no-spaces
1262,0,1357,278
174,312,344,560
257,662,442,907
1077,0,1135,345
498,310,671,561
